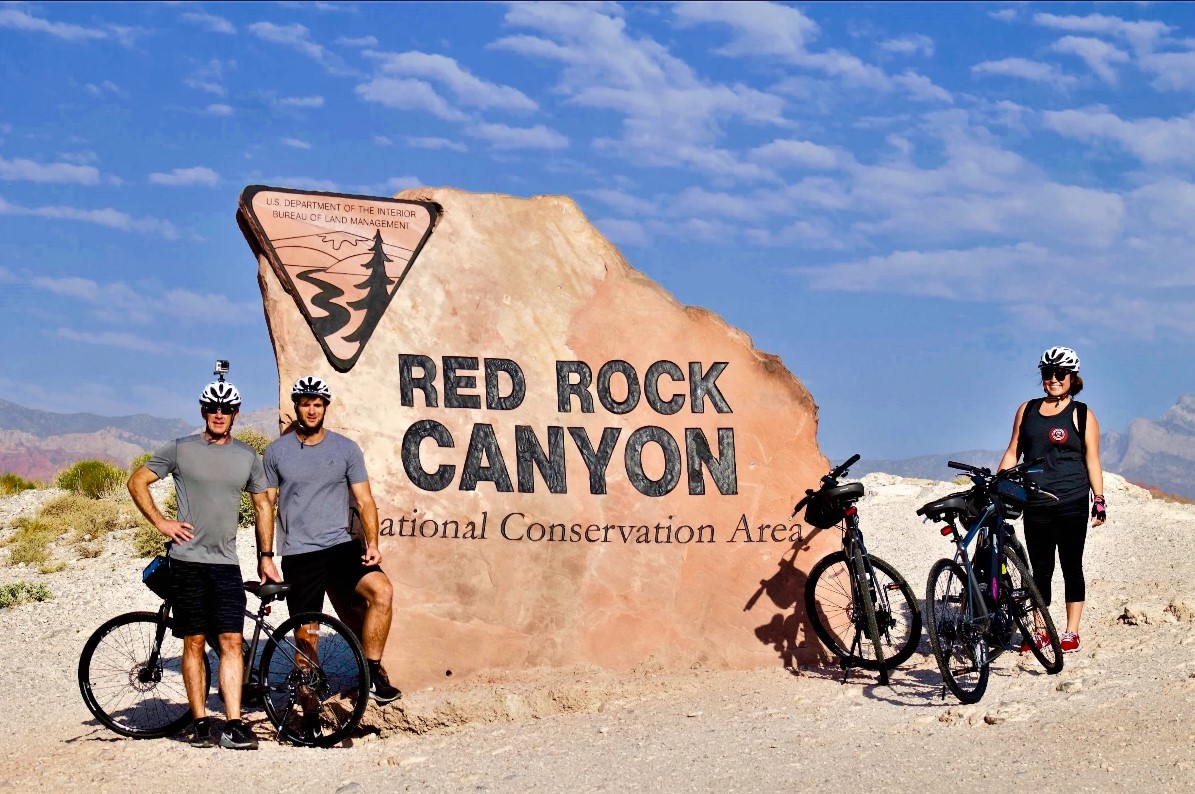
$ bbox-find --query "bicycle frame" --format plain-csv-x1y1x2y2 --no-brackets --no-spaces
941,501,1003,633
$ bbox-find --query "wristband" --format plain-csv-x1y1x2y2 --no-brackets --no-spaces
1091,496,1106,521
258,551,275,559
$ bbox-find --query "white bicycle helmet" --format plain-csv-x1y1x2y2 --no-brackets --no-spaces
199,381,242,406
291,375,333,403
1039,346,1080,372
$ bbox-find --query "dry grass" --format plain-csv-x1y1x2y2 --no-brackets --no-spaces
0,473,40,496
2,492,147,567
0,581,53,609
131,524,167,558
1,518,57,567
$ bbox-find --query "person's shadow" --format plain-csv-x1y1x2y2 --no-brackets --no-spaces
744,531,835,670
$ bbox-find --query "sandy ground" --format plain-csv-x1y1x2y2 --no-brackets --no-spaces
1,473,1193,793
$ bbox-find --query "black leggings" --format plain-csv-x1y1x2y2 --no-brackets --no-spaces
1022,498,1089,605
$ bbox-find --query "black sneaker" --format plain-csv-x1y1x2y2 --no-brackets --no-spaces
218,719,259,750
187,716,214,748
368,663,402,705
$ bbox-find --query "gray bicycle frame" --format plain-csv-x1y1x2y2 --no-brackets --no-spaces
944,500,1004,634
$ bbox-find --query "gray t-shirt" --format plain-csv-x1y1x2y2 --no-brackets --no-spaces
263,430,368,556
146,435,267,565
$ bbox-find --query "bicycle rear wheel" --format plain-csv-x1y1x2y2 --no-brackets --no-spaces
925,559,989,703
78,610,210,738
260,611,369,747
1001,547,1063,674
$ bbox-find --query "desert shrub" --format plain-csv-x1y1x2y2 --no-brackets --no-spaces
129,452,153,473
55,460,127,499
34,492,134,556
234,429,271,527
132,523,167,558
0,581,53,609
0,473,39,496
2,518,57,567
163,490,178,520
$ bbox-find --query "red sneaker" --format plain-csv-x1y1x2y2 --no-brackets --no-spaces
1060,631,1080,653
1019,631,1048,653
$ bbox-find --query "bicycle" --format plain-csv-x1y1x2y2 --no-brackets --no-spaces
796,454,921,685
78,573,369,747
917,458,1063,704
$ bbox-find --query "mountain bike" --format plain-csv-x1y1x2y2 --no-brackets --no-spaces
917,458,1063,703
796,454,921,684
78,576,369,747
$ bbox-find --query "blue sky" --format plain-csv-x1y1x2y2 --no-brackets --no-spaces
1,1,1193,460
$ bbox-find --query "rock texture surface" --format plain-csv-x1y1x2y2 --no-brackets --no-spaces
247,187,831,689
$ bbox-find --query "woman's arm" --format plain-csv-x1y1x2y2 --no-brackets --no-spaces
1085,408,1105,527
998,402,1028,471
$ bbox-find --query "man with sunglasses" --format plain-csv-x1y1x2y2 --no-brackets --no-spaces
128,379,279,750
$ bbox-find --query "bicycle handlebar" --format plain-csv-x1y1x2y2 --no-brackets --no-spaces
830,453,861,481
792,454,860,518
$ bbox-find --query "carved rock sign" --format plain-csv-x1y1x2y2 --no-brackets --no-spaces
239,186,834,690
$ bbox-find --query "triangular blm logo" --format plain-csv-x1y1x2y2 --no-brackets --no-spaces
237,185,439,372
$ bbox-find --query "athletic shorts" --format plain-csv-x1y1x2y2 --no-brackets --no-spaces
168,559,246,639
281,540,382,615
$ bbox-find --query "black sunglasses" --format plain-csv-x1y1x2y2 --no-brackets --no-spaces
202,403,238,415
1040,367,1072,382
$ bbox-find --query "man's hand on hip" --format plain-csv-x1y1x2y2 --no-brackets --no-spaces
156,520,194,543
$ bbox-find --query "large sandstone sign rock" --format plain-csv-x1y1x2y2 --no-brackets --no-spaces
238,186,835,689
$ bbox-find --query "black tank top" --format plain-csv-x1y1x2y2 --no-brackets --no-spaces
1019,400,1090,506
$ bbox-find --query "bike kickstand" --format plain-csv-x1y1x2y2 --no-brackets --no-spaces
878,667,890,687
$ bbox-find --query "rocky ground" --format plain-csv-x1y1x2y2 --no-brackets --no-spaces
1,473,1193,793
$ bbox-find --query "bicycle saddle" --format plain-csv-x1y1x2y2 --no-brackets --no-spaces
916,491,970,521
825,482,864,503
243,581,291,600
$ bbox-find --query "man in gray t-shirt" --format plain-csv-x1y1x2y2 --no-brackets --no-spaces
128,378,279,750
261,375,401,705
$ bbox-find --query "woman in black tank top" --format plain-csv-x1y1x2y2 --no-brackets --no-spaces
997,346,1106,655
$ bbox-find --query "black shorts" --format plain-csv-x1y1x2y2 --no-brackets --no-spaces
169,559,246,639
281,540,382,615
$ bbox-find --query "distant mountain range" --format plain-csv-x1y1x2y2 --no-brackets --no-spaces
0,399,279,482
851,395,1195,500
2,396,1192,497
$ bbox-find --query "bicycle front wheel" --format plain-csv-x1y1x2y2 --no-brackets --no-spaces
1001,547,1063,674
78,610,209,738
805,551,920,670
925,559,989,703
260,612,369,747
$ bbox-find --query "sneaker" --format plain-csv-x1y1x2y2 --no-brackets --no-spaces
218,719,259,750
1060,631,1081,653
187,716,214,748
368,662,402,705
1019,631,1048,653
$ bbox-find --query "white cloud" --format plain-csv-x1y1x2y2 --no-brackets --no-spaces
85,80,124,98
185,79,224,96
373,135,393,146
466,122,568,150
381,176,421,192
181,11,235,34
354,77,468,121
892,71,953,103
879,34,934,57
0,8,107,41
1032,12,1171,54
593,217,649,247
205,103,234,116
0,197,179,238
337,35,378,47
989,9,1018,23
972,57,1076,87
749,139,843,170
261,176,341,192
1138,49,1195,93
407,136,467,152
0,156,100,184
148,166,220,186
184,59,232,97
25,273,255,326
55,328,213,357
1050,36,1129,84
281,138,312,150
1041,107,1195,166
276,95,325,108
366,50,538,111
581,188,658,217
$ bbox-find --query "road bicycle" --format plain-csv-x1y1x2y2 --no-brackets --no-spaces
796,454,921,684
78,573,369,747
918,458,1063,703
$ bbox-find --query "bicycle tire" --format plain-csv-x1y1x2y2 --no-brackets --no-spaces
805,551,921,670
1001,546,1063,674
260,611,369,747
78,610,210,738
925,558,989,703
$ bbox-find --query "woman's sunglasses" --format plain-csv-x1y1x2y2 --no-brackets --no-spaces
1040,367,1072,382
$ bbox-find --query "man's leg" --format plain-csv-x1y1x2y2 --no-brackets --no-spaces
182,634,208,717
216,633,244,721
353,570,394,659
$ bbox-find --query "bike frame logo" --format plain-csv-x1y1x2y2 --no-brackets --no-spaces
237,185,440,372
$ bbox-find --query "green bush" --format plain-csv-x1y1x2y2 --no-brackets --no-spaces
0,473,39,496
132,524,167,558
55,460,127,499
0,581,53,609
234,429,271,527
2,517,57,567
128,452,153,473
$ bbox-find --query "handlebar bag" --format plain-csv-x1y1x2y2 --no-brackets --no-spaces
995,479,1027,520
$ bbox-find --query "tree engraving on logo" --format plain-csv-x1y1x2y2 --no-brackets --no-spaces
237,185,440,372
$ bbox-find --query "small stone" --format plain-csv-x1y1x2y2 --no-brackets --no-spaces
598,726,608,734
336,784,362,794
399,756,429,767
983,713,1006,725
686,710,703,717
1057,680,1083,693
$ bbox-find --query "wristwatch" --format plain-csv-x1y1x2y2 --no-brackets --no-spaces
258,551,275,559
